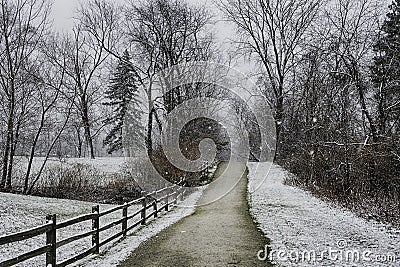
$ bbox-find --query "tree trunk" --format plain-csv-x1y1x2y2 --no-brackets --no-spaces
146,83,154,158
355,77,379,142
81,100,95,159
24,112,46,193
6,135,15,190
275,83,284,158
377,83,387,136
1,98,14,190
76,127,83,158
84,121,95,159
146,109,154,158
6,114,23,190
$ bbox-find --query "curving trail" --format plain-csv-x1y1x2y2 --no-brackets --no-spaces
118,162,272,267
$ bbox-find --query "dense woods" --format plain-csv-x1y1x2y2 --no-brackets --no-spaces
223,0,400,224
282,0,400,224
0,0,399,224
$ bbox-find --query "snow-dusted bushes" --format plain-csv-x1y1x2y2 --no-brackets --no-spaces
30,162,141,203
283,140,400,226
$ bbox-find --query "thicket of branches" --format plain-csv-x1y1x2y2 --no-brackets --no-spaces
0,0,224,193
222,0,400,225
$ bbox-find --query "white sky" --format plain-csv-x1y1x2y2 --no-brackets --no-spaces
50,0,238,66
51,0,78,30
50,0,391,77
50,0,226,31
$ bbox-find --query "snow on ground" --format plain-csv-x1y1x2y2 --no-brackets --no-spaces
11,156,128,188
247,163,400,267
13,156,127,175
0,187,204,266
0,193,122,266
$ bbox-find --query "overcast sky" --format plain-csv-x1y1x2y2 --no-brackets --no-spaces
50,0,236,62
51,0,77,30
50,0,220,31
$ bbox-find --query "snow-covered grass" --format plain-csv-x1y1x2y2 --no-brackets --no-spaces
12,157,128,188
0,187,204,266
13,156,127,175
247,163,400,267
0,192,124,266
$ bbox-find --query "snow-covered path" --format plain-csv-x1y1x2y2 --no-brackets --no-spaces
248,163,400,267
118,162,271,267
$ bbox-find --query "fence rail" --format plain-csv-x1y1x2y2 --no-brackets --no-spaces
0,185,187,267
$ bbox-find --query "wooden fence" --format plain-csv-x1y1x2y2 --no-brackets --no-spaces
0,185,187,267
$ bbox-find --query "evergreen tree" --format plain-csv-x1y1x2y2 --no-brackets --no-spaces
103,51,143,154
372,0,400,84
371,0,400,136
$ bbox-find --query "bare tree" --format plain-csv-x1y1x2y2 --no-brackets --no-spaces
72,0,124,158
22,41,77,193
70,26,107,159
0,0,51,190
219,0,321,148
43,27,109,159
124,0,215,156
322,0,382,142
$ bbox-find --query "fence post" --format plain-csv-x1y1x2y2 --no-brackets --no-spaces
173,186,178,205
153,200,158,218
141,197,146,225
122,203,128,236
165,188,170,211
46,214,56,267
92,205,99,254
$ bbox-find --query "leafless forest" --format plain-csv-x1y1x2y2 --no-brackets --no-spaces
0,0,399,225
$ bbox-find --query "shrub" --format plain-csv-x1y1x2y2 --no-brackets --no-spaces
283,139,400,226
30,163,141,204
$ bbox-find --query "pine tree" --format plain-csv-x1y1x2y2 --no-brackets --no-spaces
371,0,400,136
103,51,143,154
372,0,400,83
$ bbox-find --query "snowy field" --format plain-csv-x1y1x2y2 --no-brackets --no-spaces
247,163,400,267
0,192,120,266
12,156,128,186
0,188,204,266
13,156,127,174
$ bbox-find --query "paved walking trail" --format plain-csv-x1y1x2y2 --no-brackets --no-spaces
118,162,272,267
